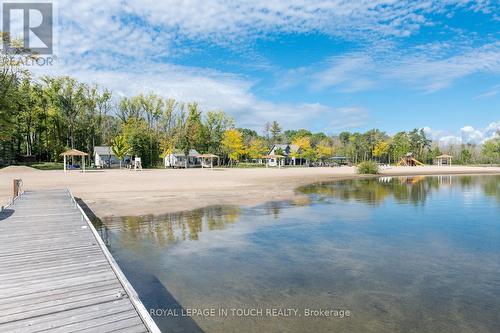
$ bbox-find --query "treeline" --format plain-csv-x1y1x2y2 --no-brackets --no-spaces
1,62,499,167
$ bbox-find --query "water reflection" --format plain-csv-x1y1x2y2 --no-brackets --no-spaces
93,175,500,333
298,175,500,206
98,176,499,247
100,206,240,247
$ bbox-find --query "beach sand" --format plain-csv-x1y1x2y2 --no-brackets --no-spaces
1,165,499,217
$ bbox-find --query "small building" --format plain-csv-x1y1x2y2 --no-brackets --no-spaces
198,153,219,169
164,149,201,168
435,154,453,166
94,146,129,168
61,148,88,172
268,144,305,166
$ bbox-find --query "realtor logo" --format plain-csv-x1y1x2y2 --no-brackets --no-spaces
2,2,53,54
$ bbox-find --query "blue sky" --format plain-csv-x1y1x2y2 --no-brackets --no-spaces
36,1,500,143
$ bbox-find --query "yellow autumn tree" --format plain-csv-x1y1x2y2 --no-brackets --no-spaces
292,136,317,163
373,141,390,162
159,137,175,158
291,136,310,158
246,138,268,160
221,129,245,166
316,140,333,161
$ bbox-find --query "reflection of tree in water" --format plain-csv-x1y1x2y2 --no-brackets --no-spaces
95,176,499,247
458,176,474,189
264,201,283,219
391,176,439,205
100,206,241,247
481,176,500,202
298,176,499,206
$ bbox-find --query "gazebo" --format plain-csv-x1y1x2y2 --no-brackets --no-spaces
198,153,219,169
262,154,285,168
60,149,88,172
436,154,453,166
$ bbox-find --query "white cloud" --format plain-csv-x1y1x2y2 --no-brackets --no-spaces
52,0,500,67
475,84,500,99
460,125,484,143
423,121,500,145
32,61,368,132
23,0,500,132
310,54,375,92
484,121,500,140
392,42,500,93
284,41,500,93
57,0,497,51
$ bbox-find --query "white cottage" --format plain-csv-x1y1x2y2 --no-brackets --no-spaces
164,149,201,168
268,144,304,166
94,146,129,168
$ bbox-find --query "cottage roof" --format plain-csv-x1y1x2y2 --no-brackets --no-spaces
269,144,300,155
188,149,200,157
167,149,200,157
94,146,114,156
198,153,219,158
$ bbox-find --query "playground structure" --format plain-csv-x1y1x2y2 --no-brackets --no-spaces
396,153,424,166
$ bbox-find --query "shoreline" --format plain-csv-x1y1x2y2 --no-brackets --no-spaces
1,166,499,218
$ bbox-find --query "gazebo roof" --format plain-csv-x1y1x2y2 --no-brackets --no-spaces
198,153,219,158
60,149,88,156
436,154,453,158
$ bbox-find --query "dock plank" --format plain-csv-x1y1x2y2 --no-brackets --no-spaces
0,190,160,333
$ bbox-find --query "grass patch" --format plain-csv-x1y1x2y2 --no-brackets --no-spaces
357,161,379,174
30,162,64,170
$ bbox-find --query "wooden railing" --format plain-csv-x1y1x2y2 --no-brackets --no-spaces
66,189,161,333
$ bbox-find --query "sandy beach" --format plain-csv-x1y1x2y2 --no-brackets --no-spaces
1,165,499,217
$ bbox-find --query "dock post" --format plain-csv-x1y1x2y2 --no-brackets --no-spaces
13,178,22,198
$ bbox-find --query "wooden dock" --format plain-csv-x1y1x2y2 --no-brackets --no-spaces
0,189,161,333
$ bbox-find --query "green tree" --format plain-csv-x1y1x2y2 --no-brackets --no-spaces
202,111,234,154
481,137,500,164
270,120,282,143
392,132,411,162
459,147,472,165
122,118,160,168
179,102,203,154
338,131,351,156
1,32,31,162
284,129,312,143
363,129,386,160
50,77,86,150
407,128,431,160
118,96,142,122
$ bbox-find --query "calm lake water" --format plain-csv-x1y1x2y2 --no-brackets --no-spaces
95,175,500,333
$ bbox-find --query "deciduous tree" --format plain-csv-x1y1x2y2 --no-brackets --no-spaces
221,129,244,165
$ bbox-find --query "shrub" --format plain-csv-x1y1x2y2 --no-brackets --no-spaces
357,161,379,174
